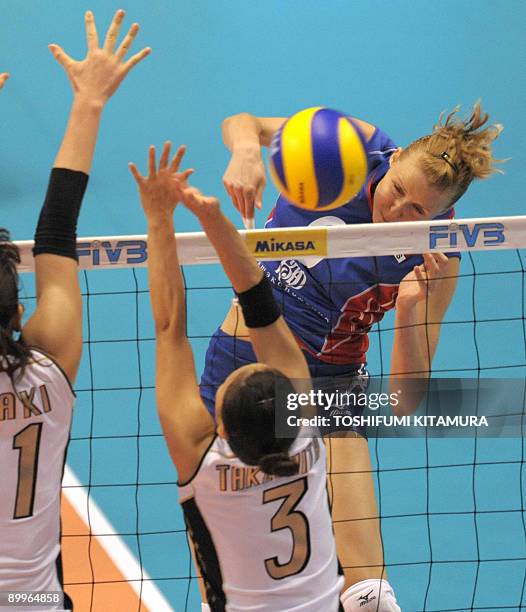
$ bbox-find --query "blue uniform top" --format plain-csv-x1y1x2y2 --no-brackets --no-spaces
261,126,457,366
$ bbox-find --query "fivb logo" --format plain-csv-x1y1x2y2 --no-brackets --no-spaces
429,222,505,249
77,240,147,266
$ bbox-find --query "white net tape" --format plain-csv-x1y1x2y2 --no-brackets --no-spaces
14,215,526,272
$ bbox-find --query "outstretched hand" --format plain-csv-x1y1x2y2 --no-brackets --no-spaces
397,252,450,309
0,73,8,90
49,9,150,107
129,142,194,219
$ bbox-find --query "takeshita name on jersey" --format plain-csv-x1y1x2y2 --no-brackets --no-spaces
0,385,52,422
216,438,321,492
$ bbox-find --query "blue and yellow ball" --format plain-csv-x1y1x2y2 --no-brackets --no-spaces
269,107,368,211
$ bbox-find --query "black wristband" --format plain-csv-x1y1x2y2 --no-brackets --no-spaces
236,274,281,328
33,168,89,261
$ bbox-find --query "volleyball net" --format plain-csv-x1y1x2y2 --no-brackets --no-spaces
17,215,526,611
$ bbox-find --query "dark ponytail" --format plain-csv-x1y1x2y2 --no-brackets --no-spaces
0,228,31,380
259,452,299,477
222,368,299,476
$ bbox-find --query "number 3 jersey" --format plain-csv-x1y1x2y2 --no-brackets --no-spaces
179,432,344,612
0,350,74,596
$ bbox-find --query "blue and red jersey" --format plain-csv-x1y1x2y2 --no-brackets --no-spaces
261,126,457,366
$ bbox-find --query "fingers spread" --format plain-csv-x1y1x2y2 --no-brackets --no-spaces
148,145,157,178
85,10,100,51
179,168,195,181
48,44,73,68
103,9,125,53
128,162,144,184
159,141,171,170
115,22,140,62
169,145,187,173
123,47,151,75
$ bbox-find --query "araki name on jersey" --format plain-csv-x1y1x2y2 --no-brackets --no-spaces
0,385,53,423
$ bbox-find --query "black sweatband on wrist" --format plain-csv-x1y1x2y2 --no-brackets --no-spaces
33,168,89,261
236,274,281,328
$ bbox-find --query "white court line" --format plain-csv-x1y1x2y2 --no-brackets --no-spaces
62,465,174,612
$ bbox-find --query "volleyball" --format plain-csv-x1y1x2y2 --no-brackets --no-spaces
268,107,368,211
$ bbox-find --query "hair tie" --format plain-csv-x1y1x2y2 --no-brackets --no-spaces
256,396,275,406
440,151,458,173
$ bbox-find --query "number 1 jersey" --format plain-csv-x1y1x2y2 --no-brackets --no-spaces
0,350,74,595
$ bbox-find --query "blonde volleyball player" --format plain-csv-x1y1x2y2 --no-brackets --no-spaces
0,10,149,608
130,142,345,611
199,105,502,611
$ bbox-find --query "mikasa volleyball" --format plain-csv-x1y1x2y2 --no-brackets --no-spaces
269,107,368,211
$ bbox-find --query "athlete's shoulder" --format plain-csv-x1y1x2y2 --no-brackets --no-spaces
25,347,76,399
349,118,376,142
364,127,398,165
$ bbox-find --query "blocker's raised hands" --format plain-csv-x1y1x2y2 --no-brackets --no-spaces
49,9,150,107
129,142,194,219
0,73,9,90
181,185,221,219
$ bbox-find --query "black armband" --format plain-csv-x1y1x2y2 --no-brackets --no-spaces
236,274,281,328
33,168,89,261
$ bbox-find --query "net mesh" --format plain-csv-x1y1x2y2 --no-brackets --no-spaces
17,219,526,611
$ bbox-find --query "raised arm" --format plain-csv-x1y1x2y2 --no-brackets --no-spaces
129,144,215,480
181,185,310,383
390,253,459,415
222,112,377,228
22,10,150,383
0,73,8,89
222,113,286,227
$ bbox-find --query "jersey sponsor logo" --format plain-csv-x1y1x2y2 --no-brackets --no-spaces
246,228,327,259
77,239,147,266
429,222,505,249
276,259,307,290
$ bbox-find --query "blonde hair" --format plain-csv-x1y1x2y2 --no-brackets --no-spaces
401,102,504,208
